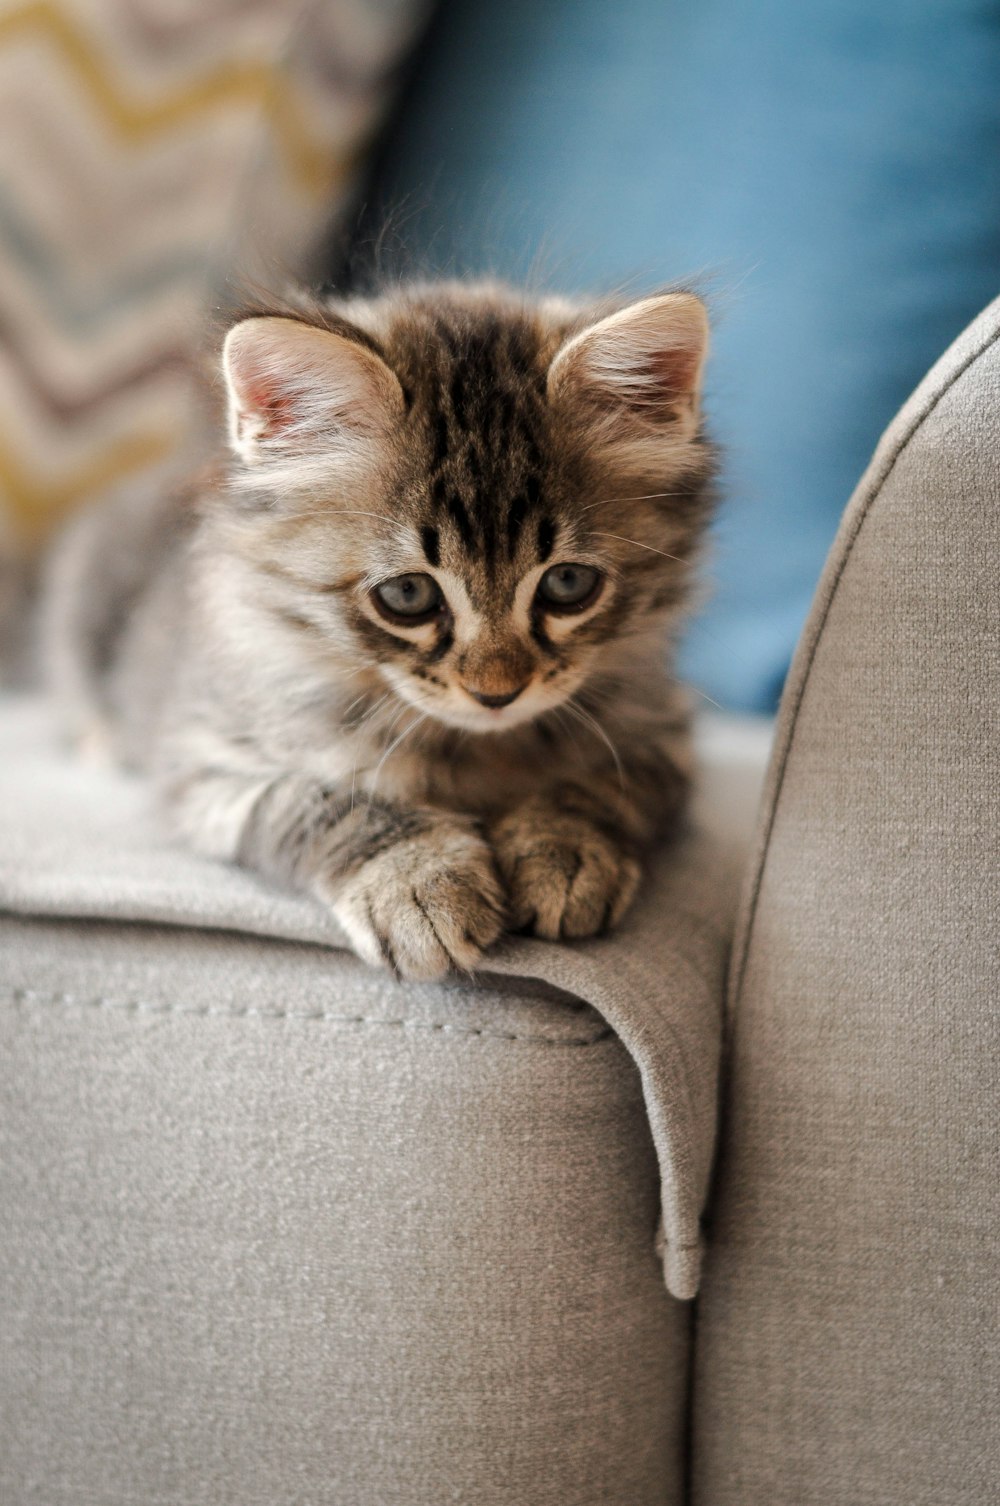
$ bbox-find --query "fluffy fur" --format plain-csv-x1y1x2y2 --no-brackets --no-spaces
41,280,715,979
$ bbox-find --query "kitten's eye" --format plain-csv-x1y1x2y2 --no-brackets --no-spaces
372,573,444,623
536,563,602,612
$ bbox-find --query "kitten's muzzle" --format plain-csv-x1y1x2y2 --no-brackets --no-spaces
464,684,527,709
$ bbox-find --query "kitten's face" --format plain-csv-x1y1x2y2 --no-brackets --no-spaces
220,285,712,735
352,513,612,735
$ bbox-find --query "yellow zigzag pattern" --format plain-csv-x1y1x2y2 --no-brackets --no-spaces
0,421,175,536
0,1,347,198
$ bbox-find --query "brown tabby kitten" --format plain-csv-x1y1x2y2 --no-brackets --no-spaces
43,281,714,980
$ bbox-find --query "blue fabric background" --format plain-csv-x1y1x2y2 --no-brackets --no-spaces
364,0,1000,710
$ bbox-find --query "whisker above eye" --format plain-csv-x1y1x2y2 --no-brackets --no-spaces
591,530,689,564
581,491,684,511
273,508,394,524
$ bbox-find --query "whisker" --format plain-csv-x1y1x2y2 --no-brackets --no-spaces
565,696,626,791
348,691,394,810
581,491,683,511
342,689,375,721
550,705,584,764
689,685,725,712
592,530,689,565
352,698,408,814
367,713,428,803
353,690,392,732
374,698,410,747
575,681,626,719
272,508,393,525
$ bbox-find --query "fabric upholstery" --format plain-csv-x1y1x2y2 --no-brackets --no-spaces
691,299,1000,1502
0,699,769,1504
2,921,687,1506
0,699,769,1304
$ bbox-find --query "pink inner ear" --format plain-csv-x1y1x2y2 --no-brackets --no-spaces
619,345,701,420
650,343,701,399
238,368,296,437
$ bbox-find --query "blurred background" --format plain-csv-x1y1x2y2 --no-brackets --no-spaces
2,0,998,711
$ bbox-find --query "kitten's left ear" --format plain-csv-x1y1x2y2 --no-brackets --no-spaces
548,293,709,445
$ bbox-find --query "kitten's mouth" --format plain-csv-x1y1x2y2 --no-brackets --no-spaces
425,694,544,734
383,666,582,735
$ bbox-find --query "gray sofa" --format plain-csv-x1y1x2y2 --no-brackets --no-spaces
2,298,997,1505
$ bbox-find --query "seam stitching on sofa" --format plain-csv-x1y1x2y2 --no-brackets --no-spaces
728,318,1000,1024
6,986,614,1047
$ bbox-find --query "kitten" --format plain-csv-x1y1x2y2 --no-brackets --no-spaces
42,281,714,980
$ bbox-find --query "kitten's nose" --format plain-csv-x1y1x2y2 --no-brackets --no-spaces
465,684,526,709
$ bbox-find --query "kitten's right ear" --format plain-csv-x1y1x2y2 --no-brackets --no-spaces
222,316,404,478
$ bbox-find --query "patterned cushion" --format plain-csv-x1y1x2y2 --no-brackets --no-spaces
0,0,430,547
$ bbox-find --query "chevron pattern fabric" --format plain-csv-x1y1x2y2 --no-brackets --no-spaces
0,0,430,547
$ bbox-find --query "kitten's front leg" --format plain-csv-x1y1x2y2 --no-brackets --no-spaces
490,790,641,940
165,765,505,980
324,811,506,980
490,761,688,941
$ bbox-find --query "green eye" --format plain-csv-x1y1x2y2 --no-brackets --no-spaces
373,573,444,622
536,563,602,612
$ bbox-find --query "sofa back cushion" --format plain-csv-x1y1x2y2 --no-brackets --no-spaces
361,0,1000,712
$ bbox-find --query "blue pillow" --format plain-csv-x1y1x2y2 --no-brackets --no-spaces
362,0,1000,711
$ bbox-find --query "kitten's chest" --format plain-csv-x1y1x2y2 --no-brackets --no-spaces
377,736,587,816
277,692,620,816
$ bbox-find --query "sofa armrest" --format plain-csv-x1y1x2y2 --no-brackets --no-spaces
0,695,768,1505
693,299,1000,1505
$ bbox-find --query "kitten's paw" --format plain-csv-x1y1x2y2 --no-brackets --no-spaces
491,806,641,941
326,820,506,982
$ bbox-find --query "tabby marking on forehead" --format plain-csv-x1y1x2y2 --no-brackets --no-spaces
537,517,556,562
420,525,440,567
406,305,552,569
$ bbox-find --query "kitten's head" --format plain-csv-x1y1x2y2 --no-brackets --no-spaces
218,283,713,733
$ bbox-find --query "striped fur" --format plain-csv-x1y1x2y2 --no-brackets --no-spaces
42,281,715,980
